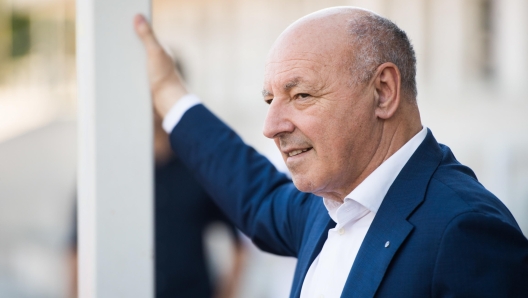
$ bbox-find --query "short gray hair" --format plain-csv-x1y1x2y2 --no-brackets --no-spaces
347,14,417,101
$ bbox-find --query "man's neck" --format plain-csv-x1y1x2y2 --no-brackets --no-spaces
326,117,423,203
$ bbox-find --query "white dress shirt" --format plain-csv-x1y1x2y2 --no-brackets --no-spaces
163,95,427,298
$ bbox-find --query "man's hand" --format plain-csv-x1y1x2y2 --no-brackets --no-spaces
134,14,188,118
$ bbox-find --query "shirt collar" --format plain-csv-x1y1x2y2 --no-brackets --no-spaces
324,126,428,224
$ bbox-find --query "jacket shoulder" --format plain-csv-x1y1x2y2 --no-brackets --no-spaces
427,143,518,227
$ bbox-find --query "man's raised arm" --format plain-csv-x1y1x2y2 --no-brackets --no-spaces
133,14,188,118
132,14,313,258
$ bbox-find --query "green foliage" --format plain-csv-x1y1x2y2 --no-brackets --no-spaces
10,13,30,58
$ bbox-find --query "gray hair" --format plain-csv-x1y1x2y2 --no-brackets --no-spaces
347,14,417,101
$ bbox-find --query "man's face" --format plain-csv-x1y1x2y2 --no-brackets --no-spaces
262,28,381,200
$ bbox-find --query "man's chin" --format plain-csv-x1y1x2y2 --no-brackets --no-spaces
291,175,317,194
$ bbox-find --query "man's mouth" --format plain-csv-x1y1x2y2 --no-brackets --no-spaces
288,148,312,157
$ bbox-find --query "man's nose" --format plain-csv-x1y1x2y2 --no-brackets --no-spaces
263,100,295,139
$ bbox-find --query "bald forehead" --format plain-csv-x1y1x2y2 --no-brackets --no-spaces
267,7,375,62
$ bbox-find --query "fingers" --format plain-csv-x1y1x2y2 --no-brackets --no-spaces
133,14,172,66
134,14,162,53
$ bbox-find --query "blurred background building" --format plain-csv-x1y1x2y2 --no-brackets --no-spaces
0,0,527,297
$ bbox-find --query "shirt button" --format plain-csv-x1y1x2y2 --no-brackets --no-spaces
338,228,345,235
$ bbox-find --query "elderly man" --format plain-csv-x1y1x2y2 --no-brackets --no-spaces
134,7,528,298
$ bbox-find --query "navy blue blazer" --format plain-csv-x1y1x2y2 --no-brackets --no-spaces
169,104,528,297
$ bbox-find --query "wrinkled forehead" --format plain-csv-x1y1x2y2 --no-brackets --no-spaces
263,35,350,91
265,51,328,74
262,56,329,96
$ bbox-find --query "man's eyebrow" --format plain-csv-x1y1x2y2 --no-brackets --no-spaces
261,77,306,98
284,77,301,91
262,89,272,98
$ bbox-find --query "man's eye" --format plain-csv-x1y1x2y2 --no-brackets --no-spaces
265,98,273,105
297,93,310,99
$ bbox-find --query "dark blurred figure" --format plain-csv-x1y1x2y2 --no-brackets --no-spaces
153,112,245,298
68,115,246,298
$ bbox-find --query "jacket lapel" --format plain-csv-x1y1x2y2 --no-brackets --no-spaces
291,204,335,298
340,202,414,297
340,129,443,297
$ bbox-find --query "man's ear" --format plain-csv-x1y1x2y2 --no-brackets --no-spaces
373,62,401,120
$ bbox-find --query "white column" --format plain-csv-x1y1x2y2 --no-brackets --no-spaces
77,0,153,297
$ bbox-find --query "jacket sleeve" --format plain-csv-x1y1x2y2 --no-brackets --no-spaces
169,104,314,257
432,211,528,297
